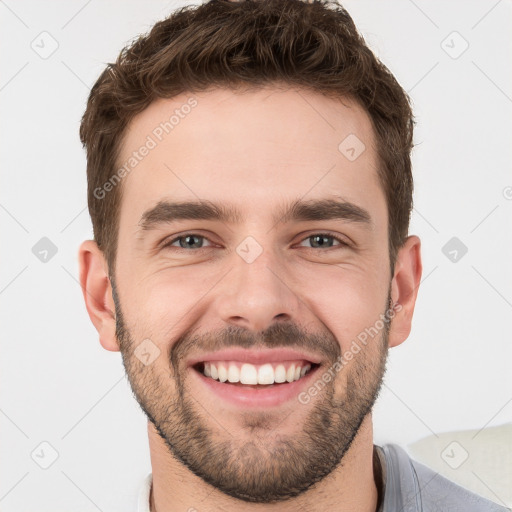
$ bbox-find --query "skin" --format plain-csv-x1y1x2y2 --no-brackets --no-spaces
79,86,422,512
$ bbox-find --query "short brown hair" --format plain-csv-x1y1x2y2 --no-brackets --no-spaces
80,0,414,277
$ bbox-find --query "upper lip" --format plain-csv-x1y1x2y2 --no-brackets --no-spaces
187,348,322,367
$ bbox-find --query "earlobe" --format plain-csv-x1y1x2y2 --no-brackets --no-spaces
78,240,120,352
388,235,422,348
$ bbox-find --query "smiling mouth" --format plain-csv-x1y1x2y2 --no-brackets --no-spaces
192,360,320,388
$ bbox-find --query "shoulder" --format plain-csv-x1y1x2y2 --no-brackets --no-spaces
377,444,510,512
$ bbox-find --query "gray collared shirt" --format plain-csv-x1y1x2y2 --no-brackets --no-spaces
375,444,509,511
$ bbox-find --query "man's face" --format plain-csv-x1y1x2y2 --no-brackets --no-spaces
112,87,393,503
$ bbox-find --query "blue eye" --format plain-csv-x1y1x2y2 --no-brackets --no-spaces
162,232,348,251
164,234,213,250
298,233,347,249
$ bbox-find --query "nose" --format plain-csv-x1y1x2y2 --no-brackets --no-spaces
213,244,303,333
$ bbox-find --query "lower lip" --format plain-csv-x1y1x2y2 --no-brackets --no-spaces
190,365,321,408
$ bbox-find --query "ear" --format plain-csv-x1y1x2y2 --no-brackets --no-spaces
78,240,119,352
388,235,422,348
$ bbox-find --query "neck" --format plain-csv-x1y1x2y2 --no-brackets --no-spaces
148,413,379,512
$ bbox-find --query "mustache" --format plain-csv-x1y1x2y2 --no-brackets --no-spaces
170,322,341,371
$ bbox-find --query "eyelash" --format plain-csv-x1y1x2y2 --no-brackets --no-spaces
161,232,349,251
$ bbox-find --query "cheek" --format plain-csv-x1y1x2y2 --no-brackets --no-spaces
296,266,388,354
118,270,213,346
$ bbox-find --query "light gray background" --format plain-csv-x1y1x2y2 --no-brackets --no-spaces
1,0,511,510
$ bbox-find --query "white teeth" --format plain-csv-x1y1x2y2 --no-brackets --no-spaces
300,364,311,377
286,364,296,383
218,363,228,382
227,363,240,383
240,363,258,384
257,364,274,385
202,361,313,385
274,364,287,383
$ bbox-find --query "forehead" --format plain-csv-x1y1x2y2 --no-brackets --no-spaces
116,86,384,230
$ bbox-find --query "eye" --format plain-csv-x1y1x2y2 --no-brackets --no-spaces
162,233,214,250
161,232,349,252
298,233,349,249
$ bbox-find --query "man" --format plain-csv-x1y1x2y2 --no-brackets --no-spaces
77,0,508,510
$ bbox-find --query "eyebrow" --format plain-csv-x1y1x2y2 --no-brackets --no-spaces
137,197,373,233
